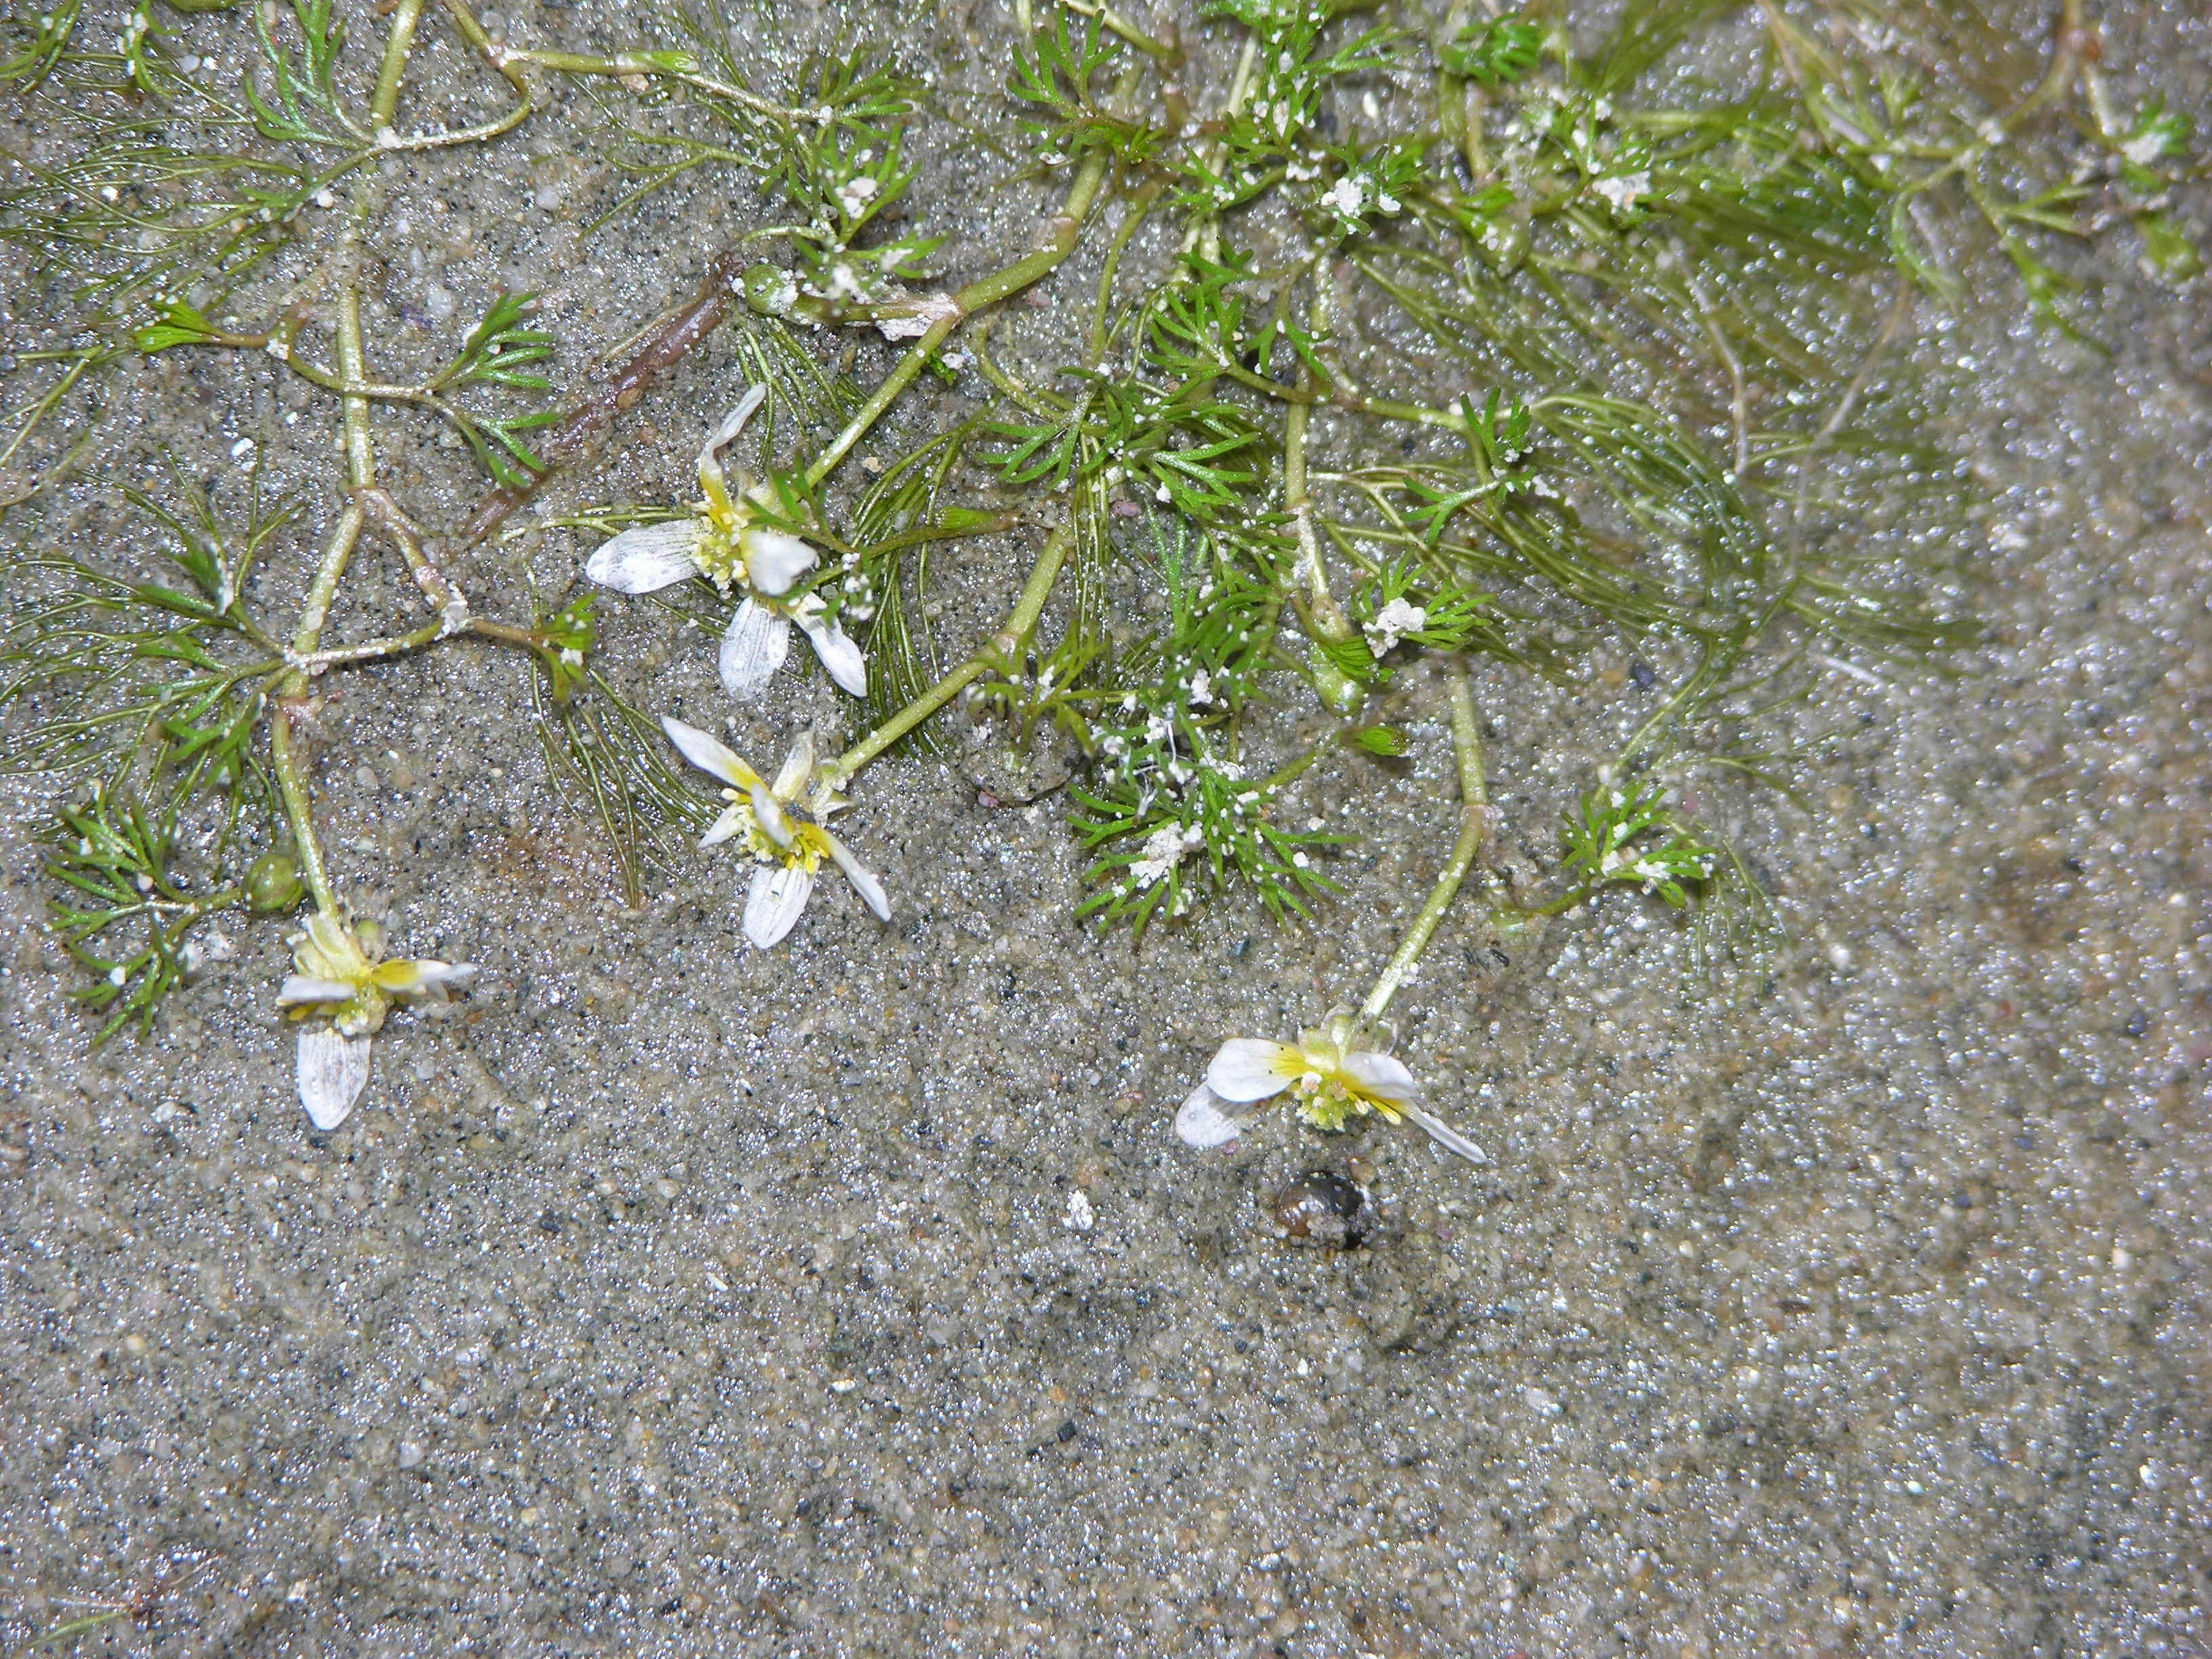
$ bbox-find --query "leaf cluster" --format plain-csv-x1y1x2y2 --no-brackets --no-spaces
43,787,219,1041
1068,518,1330,935
1439,17,1542,85
247,0,356,148
432,292,562,487
1559,779,1717,909
0,0,83,90
4,481,300,1036
1176,5,1391,214
1008,14,1159,164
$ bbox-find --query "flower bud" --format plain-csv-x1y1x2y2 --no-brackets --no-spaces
245,852,303,914
741,264,797,318
1309,653,1365,717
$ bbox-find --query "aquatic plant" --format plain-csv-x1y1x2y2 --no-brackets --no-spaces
0,0,2196,1142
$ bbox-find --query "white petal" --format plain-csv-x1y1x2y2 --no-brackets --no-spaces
718,600,792,699
742,863,814,949
385,959,477,998
750,783,795,848
742,527,817,597
583,520,705,594
771,729,816,799
659,715,756,790
1174,1083,1244,1149
278,975,355,1006
1340,1049,1419,1105
699,802,747,849
794,607,867,696
1403,1102,1488,1166
1206,1038,1300,1103
823,832,892,920
298,1029,371,1131
699,383,768,467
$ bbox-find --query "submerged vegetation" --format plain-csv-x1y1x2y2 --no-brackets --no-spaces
0,0,2198,1136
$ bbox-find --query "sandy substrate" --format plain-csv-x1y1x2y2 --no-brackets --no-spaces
1,0,2208,1652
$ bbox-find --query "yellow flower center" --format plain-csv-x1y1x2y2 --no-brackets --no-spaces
692,520,744,592
727,790,830,874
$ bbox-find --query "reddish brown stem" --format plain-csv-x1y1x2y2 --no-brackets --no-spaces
458,249,745,546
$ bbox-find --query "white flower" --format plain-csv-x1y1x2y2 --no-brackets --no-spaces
661,716,892,949
1181,1010,1486,1164
583,385,867,700
1363,596,1427,655
278,911,477,1130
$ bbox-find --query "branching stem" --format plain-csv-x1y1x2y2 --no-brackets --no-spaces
806,140,1120,490
826,523,1075,788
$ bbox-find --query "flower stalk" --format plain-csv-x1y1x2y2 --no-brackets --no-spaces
1358,665,1489,1028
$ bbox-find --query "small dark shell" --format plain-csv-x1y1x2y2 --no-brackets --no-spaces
1269,1170,1372,1248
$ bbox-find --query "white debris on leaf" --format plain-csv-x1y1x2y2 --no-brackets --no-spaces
1130,823,1202,890
876,294,960,342
1320,175,1369,222
1594,171,1650,214
2122,129,2171,167
1364,596,1427,655
834,175,880,218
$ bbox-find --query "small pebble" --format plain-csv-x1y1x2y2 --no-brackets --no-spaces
1268,1170,1370,1248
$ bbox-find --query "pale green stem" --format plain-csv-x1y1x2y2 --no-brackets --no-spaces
289,503,365,659
335,287,375,493
1341,392,1469,433
370,0,426,128
356,486,463,615
1090,176,1166,365
493,48,818,124
272,0,428,919
1359,668,1488,1026
825,523,1074,788
805,141,1118,491
1284,380,1351,644
804,310,963,491
293,612,551,674
1058,0,1179,59
270,705,335,914
1189,32,1261,260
